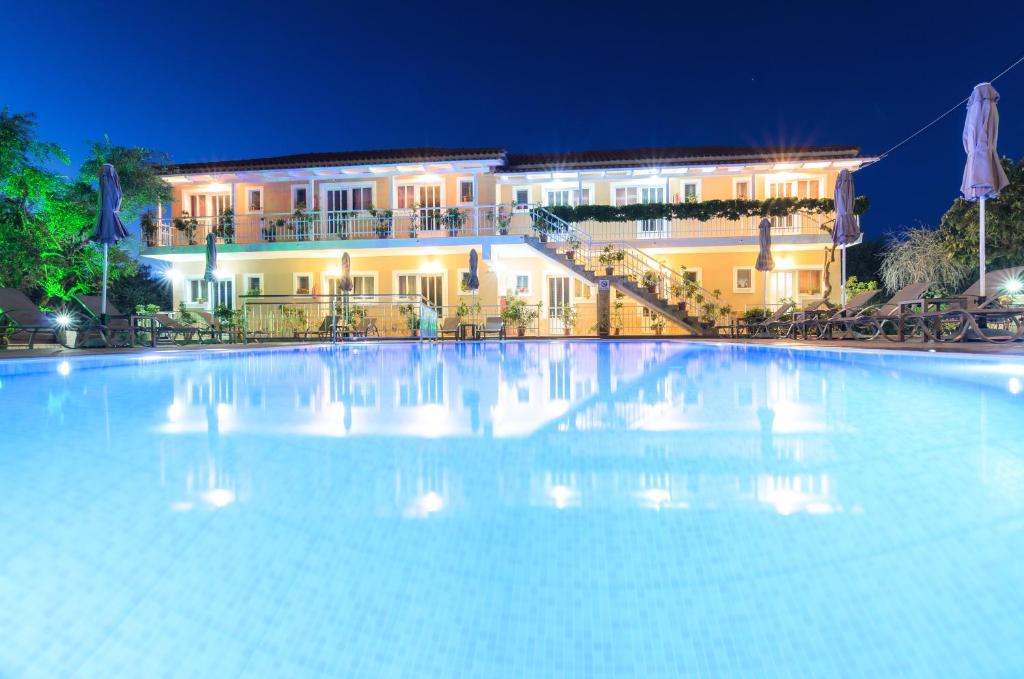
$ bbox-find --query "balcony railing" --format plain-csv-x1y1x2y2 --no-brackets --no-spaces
148,205,837,248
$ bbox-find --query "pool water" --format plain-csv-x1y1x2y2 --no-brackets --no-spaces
1,341,1022,677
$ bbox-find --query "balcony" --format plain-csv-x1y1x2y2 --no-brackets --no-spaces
148,205,533,248
145,205,837,249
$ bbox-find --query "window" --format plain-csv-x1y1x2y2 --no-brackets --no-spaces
514,188,530,207
734,267,754,293
734,180,751,200
294,273,312,295
185,277,208,305
292,186,308,210
458,179,474,204
247,188,263,212
352,275,375,296
187,193,230,218
397,273,443,312
681,181,699,202
212,278,235,310
243,274,263,296
798,270,822,295
511,274,530,295
459,270,472,291
614,187,638,206
546,188,591,206
767,178,821,199
681,268,702,286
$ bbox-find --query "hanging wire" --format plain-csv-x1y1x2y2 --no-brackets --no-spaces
858,50,1024,170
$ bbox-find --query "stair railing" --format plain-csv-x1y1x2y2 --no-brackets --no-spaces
530,207,720,311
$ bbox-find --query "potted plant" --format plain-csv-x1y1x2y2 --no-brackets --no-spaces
215,207,235,242
369,205,393,238
530,210,550,242
442,207,466,237
612,298,624,335
670,282,686,312
490,207,513,235
651,317,666,336
564,235,581,261
173,212,199,245
598,245,624,275
641,270,661,294
501,295,538,337
558,304,577,336
399,304,420,337
140,210,159,246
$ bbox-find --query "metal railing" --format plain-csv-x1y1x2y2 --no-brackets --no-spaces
147,204,833,247
529,207,721,312
152,205,538,247
576,213,835,241
241,294,438,342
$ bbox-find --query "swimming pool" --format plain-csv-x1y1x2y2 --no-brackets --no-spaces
1,341,1022,677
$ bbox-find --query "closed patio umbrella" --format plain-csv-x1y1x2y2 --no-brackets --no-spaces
961,82,1010,297
92,164,129,321
832,169,860,306
467,249,480,292
340,252,353,292
754,218,774,306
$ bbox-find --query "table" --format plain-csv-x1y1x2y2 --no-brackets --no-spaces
458,323,478,341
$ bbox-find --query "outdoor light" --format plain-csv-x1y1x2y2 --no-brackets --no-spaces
163,268,182,282
54,313,72,327
214,268,230,279
1002,278,1023,294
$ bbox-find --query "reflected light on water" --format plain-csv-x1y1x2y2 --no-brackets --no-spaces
549,485,577,509
404,491,446,518
202,488,236,508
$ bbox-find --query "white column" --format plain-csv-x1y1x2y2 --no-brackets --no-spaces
308,178,316,240
472,173,479,235
577,173,584,206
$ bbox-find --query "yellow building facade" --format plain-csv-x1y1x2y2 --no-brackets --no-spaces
145,145,873,336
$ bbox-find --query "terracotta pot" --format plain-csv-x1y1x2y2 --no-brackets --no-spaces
517,326,526,337
645,284,657,294
613,328,620,336
565,251,575,261
563,328,571,336
654,328,664,336
677,302,687,313
539,233,548,243
605,266,614,275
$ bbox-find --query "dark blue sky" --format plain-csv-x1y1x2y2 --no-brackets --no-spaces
3,0,1024,238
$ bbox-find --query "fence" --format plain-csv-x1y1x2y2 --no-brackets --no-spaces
242,294,438,342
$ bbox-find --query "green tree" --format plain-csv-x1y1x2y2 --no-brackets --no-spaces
0,109,171,306
108,263,172,312
940,156,1024,271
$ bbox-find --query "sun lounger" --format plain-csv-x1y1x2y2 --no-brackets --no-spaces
438,316,462,340
478,316,505,340
154,312,212,345
719,302,793,338
801,289,882,339
73,295,135,347
824,282,932,340
901,268,1024,343
0,288,64,348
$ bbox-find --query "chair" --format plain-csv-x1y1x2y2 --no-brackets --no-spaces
903,268,1024,343
824,282,932,340
73,295,134,347
0,288,63,348
767,299,829,338
478,316,505,340
438,316,461,340
197,310,234,343
719,302,793,338
153,312,211,345
800,289,882,339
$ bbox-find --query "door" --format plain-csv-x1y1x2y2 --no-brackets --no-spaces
767,271,795,307
323,185,373,239
616,186,666,238
765,179,820,232
418,185,441,231
547,275,571,333
212,278,235,311
397,273,444,314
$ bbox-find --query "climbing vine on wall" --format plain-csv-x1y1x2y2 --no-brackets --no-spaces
547,197,869,223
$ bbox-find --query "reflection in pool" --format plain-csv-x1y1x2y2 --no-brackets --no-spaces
1,341,1022,676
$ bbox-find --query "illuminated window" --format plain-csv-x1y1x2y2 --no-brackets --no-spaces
798,270,822,295
294,273,311,295
514,188,530,207
247,188,262,212
292,186,308,210
734,267,753,292
459,179,474,204
734,181,750,199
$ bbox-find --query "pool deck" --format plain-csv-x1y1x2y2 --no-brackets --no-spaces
3,336,1024,360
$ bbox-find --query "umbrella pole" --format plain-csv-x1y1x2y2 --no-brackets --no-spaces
841,246,847,307
100,244,109,323
979,197,987,298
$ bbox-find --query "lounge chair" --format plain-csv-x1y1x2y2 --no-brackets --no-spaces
0,288,64,348
767,299,829,338
902,268,1024,343
823,282,932,340
73,295,134,347
720,302,794,338
438,316,461,340
154,312,212,345
800,289,882,339
197,310,235,343
478,316,505,340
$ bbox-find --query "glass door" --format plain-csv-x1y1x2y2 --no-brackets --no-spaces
418,185,442,232
547,275,570,333
323,185,372,239
212,278,234,311
639,186,666,238
767,271,795,307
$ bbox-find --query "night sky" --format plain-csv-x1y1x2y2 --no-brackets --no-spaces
3,0,1024,239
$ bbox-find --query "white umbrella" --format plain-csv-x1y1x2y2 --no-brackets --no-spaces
961,82,1010,297
832,169,860,306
